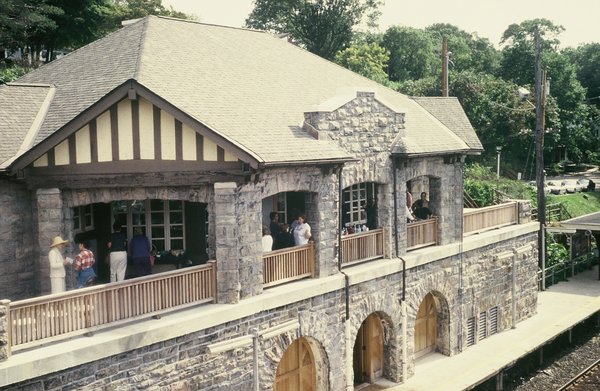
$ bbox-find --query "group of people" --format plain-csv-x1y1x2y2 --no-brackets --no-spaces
406,191,433,222
48,223,153,294
262,212,312,252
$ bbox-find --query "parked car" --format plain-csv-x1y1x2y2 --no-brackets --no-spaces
545,181,566,195
578,178,591,192
527,180,550,193
562,179,583,193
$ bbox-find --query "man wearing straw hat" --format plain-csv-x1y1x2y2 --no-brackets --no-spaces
48,236,72,294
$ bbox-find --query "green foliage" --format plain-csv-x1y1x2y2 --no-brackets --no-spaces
0,65,32,84
381,26,436,82
545,233,568,267
335,43,389,84
245,0,383,60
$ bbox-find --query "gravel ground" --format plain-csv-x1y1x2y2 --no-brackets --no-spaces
508,322,600,391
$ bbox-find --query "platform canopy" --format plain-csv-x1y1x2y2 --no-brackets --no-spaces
560,211,600,233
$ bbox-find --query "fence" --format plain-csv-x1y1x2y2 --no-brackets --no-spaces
464,202,518,235
341,228,385,266
263,243,314,288
532,202,571,222
537,253,598,290
407,217,438,250
7,262,216,351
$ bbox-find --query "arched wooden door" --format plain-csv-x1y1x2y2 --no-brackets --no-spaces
353,313,384,384
274,337,316,391
414,293,437,358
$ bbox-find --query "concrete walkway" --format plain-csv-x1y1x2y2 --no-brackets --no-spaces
389,265,600,391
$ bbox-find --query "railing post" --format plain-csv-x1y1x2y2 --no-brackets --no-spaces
310,242,315,278
0,299,11,361
208,260,217,303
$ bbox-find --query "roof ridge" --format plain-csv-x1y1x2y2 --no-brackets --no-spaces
133,17,150,79
5,82,53,88
154,15,268,34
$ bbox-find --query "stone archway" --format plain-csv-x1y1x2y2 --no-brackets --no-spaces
414,293,437,358
273,336,328,391
353,313,385,385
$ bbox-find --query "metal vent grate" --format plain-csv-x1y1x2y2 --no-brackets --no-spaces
478,311,487,341
466,317,476,347
489,307,498,335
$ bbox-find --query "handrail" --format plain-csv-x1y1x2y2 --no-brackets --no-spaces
463,201,518,235
9,262,217,348
341,228,385,266
263,243,314,288
407,217,438,250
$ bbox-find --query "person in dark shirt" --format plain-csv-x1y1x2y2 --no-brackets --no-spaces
269,212,282,243
108,222,128,282
129,228,151,277
412,192,432,220
274,224,294,250
365,198,378,229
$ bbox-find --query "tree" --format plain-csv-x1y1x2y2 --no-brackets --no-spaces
565,43,600,108
334,42,389,84
245,0,383,60
381,26,436,82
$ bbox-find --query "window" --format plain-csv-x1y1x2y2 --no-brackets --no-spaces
342,182,377,227
466,317,476,347
111,200,185,252
72,205,94,233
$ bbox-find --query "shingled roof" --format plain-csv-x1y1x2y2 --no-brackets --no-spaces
2,16,481,170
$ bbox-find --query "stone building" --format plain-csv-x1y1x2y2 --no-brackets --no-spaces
0,16,538,390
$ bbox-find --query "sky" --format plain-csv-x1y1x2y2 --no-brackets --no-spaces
162,0,599,48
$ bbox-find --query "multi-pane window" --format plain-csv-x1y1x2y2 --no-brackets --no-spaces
72,205,94,233
111,200,185,252
342,182,377,227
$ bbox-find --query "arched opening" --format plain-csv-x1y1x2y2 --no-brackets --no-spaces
353,313,384,385
414,292,437,358
274,337,317,391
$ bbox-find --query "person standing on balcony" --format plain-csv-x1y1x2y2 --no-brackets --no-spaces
72,240,96,288
108,222,127,282
262,226,274,252
130,228,151,277
48,236,71,294
365,197,378,229
269,212,282,242
412,192,432,220
274,223,294,250
293,214,311,246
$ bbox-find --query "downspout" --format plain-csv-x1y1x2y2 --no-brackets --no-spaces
337,166,353,390
458,157,465,352
511,250,517,329
393,157,408,380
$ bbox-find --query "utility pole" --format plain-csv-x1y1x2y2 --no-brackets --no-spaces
442,37,448,97
534,27,547,290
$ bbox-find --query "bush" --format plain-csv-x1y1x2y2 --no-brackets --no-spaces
0,66,32,85
546,233,568,267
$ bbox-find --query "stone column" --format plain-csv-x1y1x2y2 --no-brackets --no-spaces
237,186,263,299
517,199,532,224
0,299,11,361
36,188,65,295
213,183,241,304
309,172,339,278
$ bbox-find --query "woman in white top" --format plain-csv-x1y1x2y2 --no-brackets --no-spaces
292,214,311,246
48,236,71,294
261,226,274,252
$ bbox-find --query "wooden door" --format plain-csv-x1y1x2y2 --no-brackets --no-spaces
353,313,384,384
414,293,437,358
274,338,316,391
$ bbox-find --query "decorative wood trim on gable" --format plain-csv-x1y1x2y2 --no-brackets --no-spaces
11,79,261,174
28,96,244,175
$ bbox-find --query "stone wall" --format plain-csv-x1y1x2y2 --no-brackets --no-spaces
2,229,538,390
0,179,35,300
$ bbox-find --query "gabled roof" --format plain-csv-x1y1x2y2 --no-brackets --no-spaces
3,16,482,171
411,97,483,152
0,83,54,168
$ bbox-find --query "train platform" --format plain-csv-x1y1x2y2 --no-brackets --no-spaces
390,265,600,391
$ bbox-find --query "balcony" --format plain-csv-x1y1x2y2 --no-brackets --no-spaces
263,243,315,288
341,228,385,266
3,262,216,355
407,217,438,250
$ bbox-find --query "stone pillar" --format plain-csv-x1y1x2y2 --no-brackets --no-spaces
0,299,10,361
213,183,241,304
237,186,263,299
517,199,532,224
36,188,65,295
310,172,339,278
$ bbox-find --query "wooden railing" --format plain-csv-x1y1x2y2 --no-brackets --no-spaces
464,202,518,235
263,243,314,288
8,262,216,349
341,228,385,266
407,217,438,250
